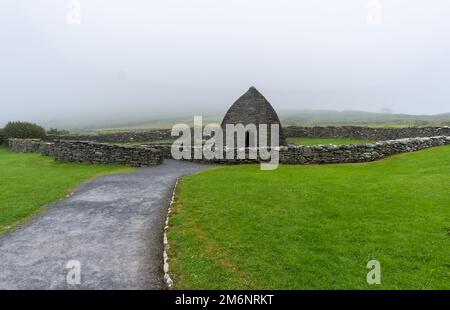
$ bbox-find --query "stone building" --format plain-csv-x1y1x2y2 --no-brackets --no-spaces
221,86,287,147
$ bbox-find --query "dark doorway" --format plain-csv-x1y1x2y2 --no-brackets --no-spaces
245,131,250,148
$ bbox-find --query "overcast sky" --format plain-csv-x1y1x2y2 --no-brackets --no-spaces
1,0,450,128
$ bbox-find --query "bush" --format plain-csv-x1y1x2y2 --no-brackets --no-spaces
47,128,70,135
0,128,4,145
3,121,46,140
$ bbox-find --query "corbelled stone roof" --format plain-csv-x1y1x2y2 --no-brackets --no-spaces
221,86,286,145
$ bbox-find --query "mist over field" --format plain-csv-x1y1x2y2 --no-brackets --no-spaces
1,1,450,129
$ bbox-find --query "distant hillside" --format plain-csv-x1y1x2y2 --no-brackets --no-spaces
278,110,450,127
60,110,450,133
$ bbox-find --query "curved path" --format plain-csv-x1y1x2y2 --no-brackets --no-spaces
0,160,209,290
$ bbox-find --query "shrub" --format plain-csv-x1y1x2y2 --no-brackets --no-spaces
0,128,4,145
3,121,46,140
47,128,70,135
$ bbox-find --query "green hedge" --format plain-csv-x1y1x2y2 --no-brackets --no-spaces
3,121,46,141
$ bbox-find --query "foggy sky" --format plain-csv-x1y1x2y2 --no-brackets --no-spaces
1,0,450,128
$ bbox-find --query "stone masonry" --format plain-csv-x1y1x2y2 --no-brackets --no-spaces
9,129,450,166
8,139,163,167
221,86,287,146
43,126,450,145
283,126,450,141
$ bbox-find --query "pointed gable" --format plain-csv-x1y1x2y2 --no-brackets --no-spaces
221,86,287,146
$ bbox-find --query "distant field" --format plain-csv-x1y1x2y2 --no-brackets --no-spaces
279,110,450,128
0,147,133,235
86,117,222,133
169,145,450,289
287,137,374,145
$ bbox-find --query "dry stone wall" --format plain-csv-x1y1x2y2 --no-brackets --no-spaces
279,136,450,164
141,144,172,159
43,126,450,144
9,129,450,167
8,139,163,167
48,141,163,167
44,130,172,143
283,126,450,141
8,139,42,153
155,136,450,165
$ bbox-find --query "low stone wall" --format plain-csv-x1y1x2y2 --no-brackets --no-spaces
44,129,172,143
8,139,42,153
39,142,56,157
283,126,450,141
8,136,450,166
151,136,450,165
279,136,450,164
166,147,276,165
48,141,163,167
141,144,172,159
8,139,163,167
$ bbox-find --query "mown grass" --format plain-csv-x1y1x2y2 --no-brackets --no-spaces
287,137,374,145
169,145,450,289
0,146,133,235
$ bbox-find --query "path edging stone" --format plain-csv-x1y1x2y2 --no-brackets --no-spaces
163,178,178,289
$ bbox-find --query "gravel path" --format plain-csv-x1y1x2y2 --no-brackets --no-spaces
0,160,209,290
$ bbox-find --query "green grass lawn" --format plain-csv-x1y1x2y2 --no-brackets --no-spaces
169,145,450,289
0,146,133,235
287,137,374,145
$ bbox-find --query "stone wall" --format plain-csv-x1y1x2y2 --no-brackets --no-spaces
48,141,163,167
283,126,450,141
8,139,163,167
142,144,173,159
39,142,56,157
43,126,450,144
152,136,450,165
8,139,42,153
166,147,275,165
279,136,450,164
44,129,172,143
9,134,450,167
